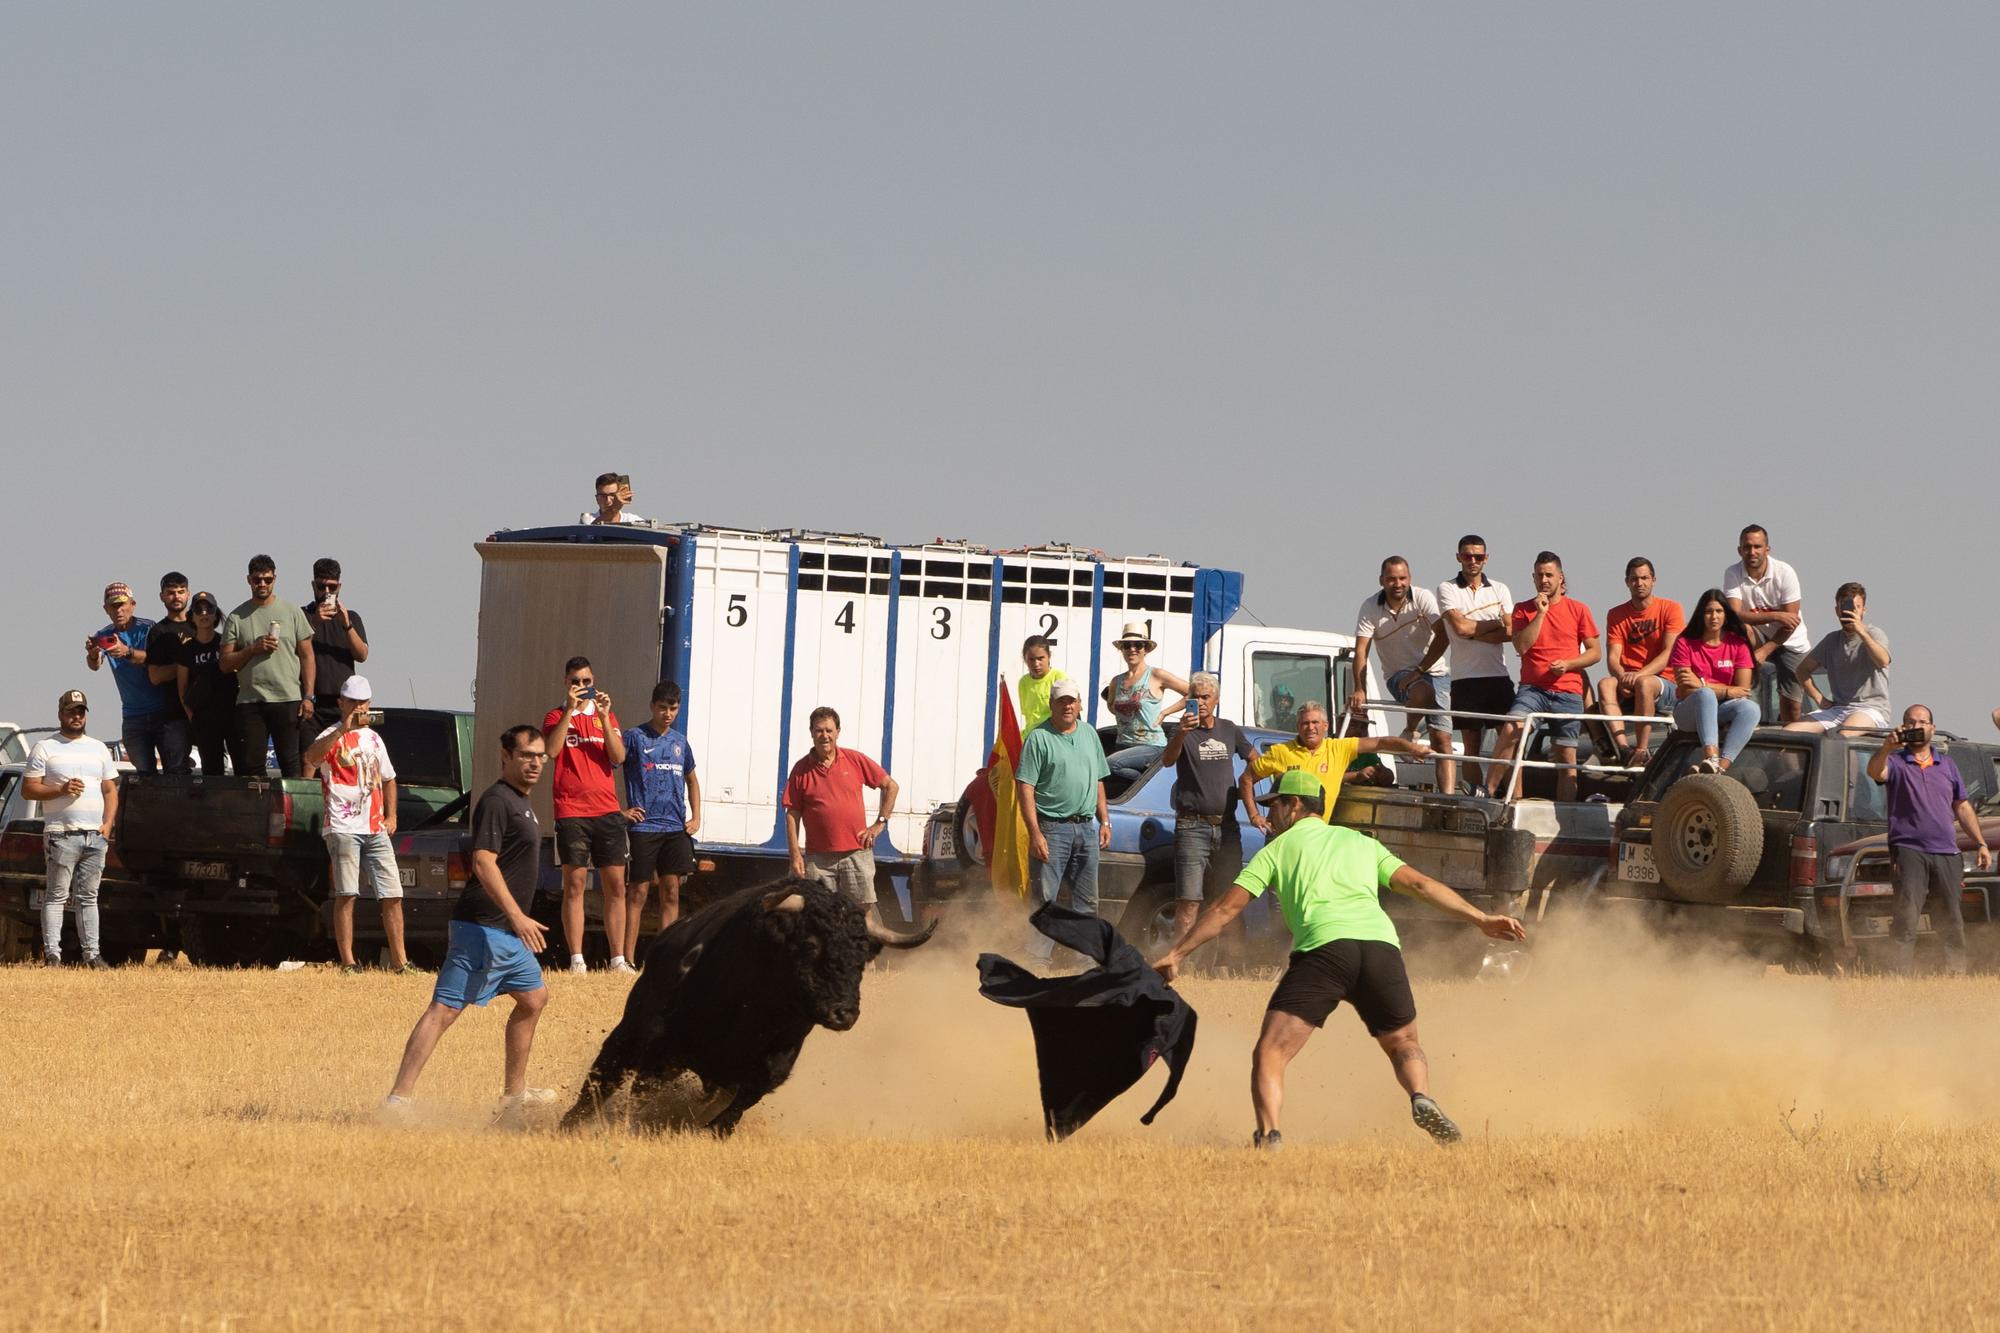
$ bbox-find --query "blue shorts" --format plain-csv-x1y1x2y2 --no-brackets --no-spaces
1386,669,1452,733
1507,685,1586,746
433,921,545,1009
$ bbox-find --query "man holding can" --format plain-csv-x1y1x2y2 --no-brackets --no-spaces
85,581,182,775
220,554,315,778
23,690,121,968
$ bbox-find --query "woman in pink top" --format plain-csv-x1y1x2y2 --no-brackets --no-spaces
1667,589,1760,773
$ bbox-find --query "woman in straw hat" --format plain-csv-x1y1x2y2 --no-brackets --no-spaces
1102,621,1190,783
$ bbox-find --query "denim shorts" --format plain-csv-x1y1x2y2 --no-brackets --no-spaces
325,830,402,899
1507,685,1586,745
1386,670,1451,733
1173,819,1243,902
433,921,544,1009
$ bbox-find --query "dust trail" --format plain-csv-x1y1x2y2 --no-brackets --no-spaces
770,904,2000,1144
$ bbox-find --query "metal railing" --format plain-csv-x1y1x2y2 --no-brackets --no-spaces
1342,699,1676,802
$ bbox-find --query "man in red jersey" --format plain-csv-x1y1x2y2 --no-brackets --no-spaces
543,656,629,974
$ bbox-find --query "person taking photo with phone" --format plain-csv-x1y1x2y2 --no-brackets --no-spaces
1865,705,1992,975
300,557,369,755
543,657,629,973
305,677,413,975
1786,582,1891,735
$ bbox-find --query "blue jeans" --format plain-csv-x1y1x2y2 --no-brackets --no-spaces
43,829,106,961
122,710,191,776
1673,690,1760,763
1030,820,1100,914
1174,820,1242,903
1107,743,1163,782
1507,685,1585,746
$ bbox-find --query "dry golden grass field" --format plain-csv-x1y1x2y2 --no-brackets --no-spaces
6,916,2000,1331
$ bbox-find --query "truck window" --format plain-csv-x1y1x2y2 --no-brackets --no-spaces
377,715,462,791
1251,652,1331,730
0,772,21,824
1851,744,1997,820
1940,743,1998,810
1724,744,1811,813
1847,752,1886,823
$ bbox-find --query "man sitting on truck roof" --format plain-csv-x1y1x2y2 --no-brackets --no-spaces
1247,702,1431,823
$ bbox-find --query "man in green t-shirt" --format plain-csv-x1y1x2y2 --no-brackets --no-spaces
1155,770,1525,1150
1016,678,1112,921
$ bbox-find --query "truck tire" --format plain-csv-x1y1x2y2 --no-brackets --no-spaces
1115,880,1179,955
1651,774,1764,903
952,801,984,872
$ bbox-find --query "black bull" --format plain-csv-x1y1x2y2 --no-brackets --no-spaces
561,877,936,1136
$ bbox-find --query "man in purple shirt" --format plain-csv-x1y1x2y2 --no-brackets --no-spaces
1865,704,1992,975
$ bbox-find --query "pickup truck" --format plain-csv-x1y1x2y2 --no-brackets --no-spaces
1607,726,2000,971
0,761,164,963
112,709,482,967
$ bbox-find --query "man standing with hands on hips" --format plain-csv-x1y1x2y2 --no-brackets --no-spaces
543,657,629,974
24,690,120,968
1866,705,1991,976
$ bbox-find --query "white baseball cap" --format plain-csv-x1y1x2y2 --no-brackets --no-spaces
1049,678,1084,703
339,676,373,701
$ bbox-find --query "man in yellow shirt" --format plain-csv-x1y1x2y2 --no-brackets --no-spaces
1247,701,1433,825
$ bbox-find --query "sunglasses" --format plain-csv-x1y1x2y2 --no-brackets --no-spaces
1457,552,1488,561
249,575,275,585
312,581,340,592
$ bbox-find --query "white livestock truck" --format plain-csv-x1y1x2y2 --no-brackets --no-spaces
469,521,1380,936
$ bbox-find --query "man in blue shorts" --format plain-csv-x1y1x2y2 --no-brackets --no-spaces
385,725,551,1126
1153,770,1526,1150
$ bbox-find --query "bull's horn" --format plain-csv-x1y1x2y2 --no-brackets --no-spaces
867,918,938,950
763,891,805,914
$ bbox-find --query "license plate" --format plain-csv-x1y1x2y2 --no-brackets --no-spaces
399,867,416,888
180,860,230,881
1617,843,1658,883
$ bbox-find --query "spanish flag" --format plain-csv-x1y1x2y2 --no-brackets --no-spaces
981,682,1031,899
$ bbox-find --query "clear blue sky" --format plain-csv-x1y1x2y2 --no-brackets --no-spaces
5,4,1995,734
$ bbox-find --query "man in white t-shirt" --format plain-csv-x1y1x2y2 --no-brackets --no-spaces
1723,524,1811,724
1349,556,1455,794
1435,535,1515,796
580,471,648,526
23,690,120,968
305,676,412,975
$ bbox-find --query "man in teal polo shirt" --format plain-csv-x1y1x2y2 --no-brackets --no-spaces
1155,770,1526,1150
1017,677,1112,917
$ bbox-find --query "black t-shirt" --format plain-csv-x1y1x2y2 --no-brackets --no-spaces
1171,717,1259,817
180,631,238,716
306,607,368,702
146,616,193,672
454,780,542,927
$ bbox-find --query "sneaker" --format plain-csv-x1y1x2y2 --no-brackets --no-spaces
156,950,180,965
568,958,589,975
1411,1094,1463,1145
396,962,425,976
378,1094,415,1123
87,957,112,971
1252,1129,1284,1151
42,954,62,968
491,1096,528,1132
520,1087,557,1106
608,959,637,975
339,964,362,976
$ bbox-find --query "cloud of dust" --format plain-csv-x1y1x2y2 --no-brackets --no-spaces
759,897,2000,1145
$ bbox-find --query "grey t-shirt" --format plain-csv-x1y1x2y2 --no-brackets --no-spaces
1171,717,1260,818
221,597,314,704
1811,624,1891,717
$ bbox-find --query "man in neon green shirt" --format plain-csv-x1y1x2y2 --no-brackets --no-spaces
1155,770,1525,1150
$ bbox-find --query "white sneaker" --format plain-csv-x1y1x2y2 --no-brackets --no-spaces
520,1087,557,1106
568,957,588,975
609,958,637,975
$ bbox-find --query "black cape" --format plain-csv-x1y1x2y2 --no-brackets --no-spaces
976,904,1198,1140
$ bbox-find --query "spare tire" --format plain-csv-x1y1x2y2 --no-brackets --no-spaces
1651,773,1765,902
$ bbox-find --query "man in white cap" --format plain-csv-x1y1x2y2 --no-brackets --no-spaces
305,676,413,974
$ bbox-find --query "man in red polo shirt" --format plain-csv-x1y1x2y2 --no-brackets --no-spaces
543,655,629,974
1492,552,1601,801
783,706,899,924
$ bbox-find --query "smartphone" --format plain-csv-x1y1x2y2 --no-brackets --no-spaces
1899,724,1926,744
581,686,598,699
1837,597,1857,615
93,632,119,650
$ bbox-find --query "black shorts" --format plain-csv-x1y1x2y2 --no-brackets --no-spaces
556,812,629,869
1266,939,1417,1036
1451,676,1516,727
629,829,695,881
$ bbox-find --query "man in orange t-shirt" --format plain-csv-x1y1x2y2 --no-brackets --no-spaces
1599,557,1685,768
1492,552,1601,801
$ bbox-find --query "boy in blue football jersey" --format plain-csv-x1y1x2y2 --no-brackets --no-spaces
620,681,701,965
